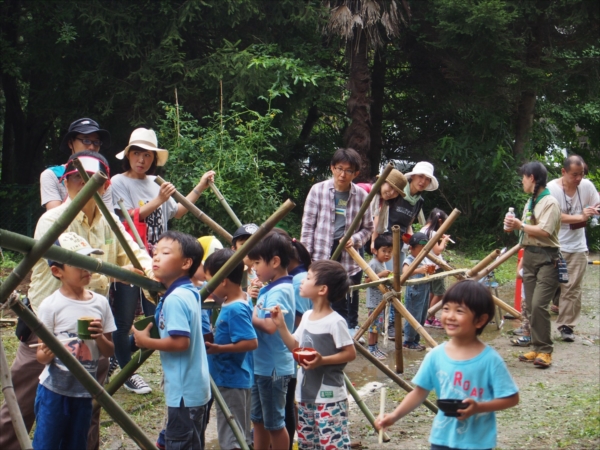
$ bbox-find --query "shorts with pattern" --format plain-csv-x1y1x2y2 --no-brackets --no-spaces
367,307,385,334
297,400,350,449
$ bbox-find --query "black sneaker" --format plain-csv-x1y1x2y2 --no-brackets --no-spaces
124,374,152,394
106,356,119,383
559,326,574,342
388,325,395,341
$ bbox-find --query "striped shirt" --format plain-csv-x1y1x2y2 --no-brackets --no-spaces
301,179,373,276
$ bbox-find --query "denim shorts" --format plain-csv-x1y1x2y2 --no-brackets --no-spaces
251,373,291,431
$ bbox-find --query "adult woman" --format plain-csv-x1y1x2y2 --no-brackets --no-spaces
504,162,561,369
109,128,215,394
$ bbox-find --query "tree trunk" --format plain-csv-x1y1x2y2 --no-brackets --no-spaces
370,48,386,177
344,29,372,181
513,90,536,161
292,104,321,157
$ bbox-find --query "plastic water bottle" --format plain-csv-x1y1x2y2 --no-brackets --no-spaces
504,207,515,232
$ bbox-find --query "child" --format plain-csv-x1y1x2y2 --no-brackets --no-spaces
376,280,519,450
33,232,116,449
204,249,258,450
248,231,296,450
132,231,210,449
421,208,451,328
402,232,432,351
231,223,260,300
365,235,392,359
271,260,356,449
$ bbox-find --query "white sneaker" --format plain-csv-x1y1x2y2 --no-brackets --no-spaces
124,374,152,394
353,326,366,345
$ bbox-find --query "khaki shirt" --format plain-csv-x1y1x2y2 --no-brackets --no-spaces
521,194,561,248
29,200,154,308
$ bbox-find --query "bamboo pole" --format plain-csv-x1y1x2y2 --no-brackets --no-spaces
404,269,468,285
466,249,502,277
117,199,145,249
344,374,390,442
155,176,233,243
331,163,395,261
354,343,438,414
209,181,242,228
0,229,163,292
73,159,144,273
391,225,403,374
472,244,521,281
0,332,32,450
349,278,393,292
211,376,250,450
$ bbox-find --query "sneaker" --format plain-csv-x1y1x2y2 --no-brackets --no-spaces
369,347,387,360
534,352,552,368
518,351,537,362
156,429,166,450
424,318,434,327
510,336,531,347
403,342,425,351
559,326,574,342
511,326,528,336
430,318,442,329
387,325,395,341
124,374,152,394
106,356,119,383
352,326,366,345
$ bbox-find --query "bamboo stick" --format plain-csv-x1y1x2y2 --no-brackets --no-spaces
354,343,438,414
209,181,242,228
392,226,401,292
466,249,501,277
379,387,386,444
344,374,390,442
331,163,394,261
0,229,163,292
0,332,32,449
349,277,393,292
73,159,145,273
117,199,145,249
392,225,403,374
155,176,233,243
472,244,521,281
404,269,468,285
211,376,250,450
0,172,107,304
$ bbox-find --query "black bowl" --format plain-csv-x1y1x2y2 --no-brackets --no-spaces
436,399,468,417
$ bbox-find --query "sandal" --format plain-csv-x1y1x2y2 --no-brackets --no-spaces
510,327,529,336
510,336,531,347
403,342,425,351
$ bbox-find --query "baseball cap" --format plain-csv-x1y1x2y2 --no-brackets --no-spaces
47,232,104,267
409,232,429,247
197,236,224,262
232,223,259,245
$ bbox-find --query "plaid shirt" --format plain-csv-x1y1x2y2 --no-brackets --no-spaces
301,179,373,276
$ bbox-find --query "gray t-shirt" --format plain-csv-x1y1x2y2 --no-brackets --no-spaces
366,257,386,308
40,166,114,209
110,174,178,248
333,190,350,240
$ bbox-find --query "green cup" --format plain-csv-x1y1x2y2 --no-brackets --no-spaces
77,317,95,340
133,316,160,339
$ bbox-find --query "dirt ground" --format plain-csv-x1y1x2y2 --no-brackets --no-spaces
1,254,598,449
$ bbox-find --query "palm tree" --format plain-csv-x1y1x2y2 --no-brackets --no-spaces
324,0,408,178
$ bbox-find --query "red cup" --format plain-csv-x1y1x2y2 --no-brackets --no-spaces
292,347,316,365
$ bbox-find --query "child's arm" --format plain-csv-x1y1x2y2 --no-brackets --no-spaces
402,262,427,276
36,342,55,365
375,386,430,430
377,269,391,278
431,235,450,256
89,319,114,358
252,304,278,335
270,306,299,351
206,338,258,355
457,393,519,420
131,323,190,352
300,343,356,370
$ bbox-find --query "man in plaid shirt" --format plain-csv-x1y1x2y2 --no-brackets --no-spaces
301,148,373,335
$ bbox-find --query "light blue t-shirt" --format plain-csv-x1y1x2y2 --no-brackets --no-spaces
156,277,211,408
254,276,295,377
413,343,518,450
209,299,257,389
292,270,312,320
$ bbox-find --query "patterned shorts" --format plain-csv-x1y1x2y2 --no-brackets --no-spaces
367,307,385,334
297,400,350,449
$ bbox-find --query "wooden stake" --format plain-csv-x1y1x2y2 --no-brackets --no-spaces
391,225,403,374
379,387,386,444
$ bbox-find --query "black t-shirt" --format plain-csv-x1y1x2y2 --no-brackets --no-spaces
386,196,424,234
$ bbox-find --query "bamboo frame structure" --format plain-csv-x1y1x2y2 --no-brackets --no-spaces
349,278,393,291
391,225,403,374
117,199,145,249
472,243,522,281
209,180,242,228
154,176,233,243
344,374,390,442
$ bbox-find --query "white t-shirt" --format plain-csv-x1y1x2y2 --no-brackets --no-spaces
548,178,599,253
292,310,353,403
37,290,116,398
40,166,114,209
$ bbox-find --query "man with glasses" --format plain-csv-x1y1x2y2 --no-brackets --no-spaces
40,118,114,210
301,148,373,339
548,155,599,342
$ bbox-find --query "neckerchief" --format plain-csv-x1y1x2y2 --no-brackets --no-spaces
403,184,422,206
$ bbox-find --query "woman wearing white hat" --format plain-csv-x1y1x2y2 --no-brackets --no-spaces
109,127,214,394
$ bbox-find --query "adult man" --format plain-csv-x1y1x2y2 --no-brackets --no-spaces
301,148,373,337
548,155,599,342
40,117,114,210
0,151,153,450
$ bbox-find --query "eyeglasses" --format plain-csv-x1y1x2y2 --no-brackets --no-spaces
75,138,103,147
333,166,356,176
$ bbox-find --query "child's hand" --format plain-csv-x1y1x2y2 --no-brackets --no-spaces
205,342,220,354
39,343,55,359
375,413,396,431
88,319,104,339
300,351,322,370
378,270,391,278
270,305,286,329
457,398,478,420
131,323,153,349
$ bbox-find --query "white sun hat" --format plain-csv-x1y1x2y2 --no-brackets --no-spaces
404,161,439,191
115,128,169,166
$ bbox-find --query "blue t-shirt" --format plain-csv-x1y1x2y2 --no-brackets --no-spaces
254,276,295,376
413,343,518,449
209,299,256,389
155,277,211,408
291,268,312,321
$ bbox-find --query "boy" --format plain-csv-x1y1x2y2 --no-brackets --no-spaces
365,235,392,359
232,223,260,299
132,231,210,449
301,148,373,338
248,231,296,450
271,260,356,449
402,232,432,351
204,249,258,450
33,232,116,449
376,281,519,450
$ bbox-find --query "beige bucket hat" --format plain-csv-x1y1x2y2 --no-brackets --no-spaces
115,128,169,166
